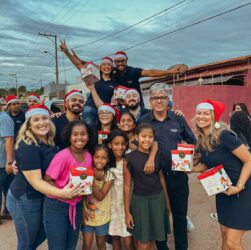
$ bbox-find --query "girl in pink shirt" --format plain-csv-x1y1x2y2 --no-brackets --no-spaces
44,120,94,250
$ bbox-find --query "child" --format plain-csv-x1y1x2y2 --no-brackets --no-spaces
82,144,114,250
43,120,94,250
106,130,133,250
124,123,170,250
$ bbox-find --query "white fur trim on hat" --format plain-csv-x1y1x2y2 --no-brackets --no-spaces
25,108,50,120
7,98,19,105
66,92,83,102
125,89,140,98
98,105,115,116
101,57,113,65
114,54,127,60
28,95,40,102
196,103,214,110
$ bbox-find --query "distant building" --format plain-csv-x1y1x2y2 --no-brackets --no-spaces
140,54,251,124
43,83,67,100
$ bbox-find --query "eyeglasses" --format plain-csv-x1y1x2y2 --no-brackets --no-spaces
28,100,38,104
150,96,168,101
99,111,112,116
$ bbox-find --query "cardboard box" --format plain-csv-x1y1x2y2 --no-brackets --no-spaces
98,130,110,144
177,144,195,154
80,62,100,85
171,150,193,172
113,85,128,100
197,164,232,196
70,166,94,195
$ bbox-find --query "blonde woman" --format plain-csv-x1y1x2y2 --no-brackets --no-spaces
6,104,83,250
192,99,251,250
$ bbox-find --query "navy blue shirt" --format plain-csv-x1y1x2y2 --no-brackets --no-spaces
121,107,150,124
139,111,196,173
85,79,114,109
10,141,59,199
9,110,25,138
198,130,243,183
113,66,144,107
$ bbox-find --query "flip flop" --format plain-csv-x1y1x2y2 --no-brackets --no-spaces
210,212,218,221
168,63,188,75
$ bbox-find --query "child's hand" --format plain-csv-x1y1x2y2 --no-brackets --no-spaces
125,213,134,229
94,169,104,181
144,158,155,174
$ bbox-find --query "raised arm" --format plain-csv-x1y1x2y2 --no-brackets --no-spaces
86,83,105,108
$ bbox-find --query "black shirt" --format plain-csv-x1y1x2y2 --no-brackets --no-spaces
113,66,144,107
85,79,114,109
10,110,25,138
121,107,150,124
52,113,71,149
125,150,163,196
10,141,59,199
139,111,196,173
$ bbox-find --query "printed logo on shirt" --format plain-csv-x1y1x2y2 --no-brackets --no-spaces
170,128,178,133
128,81,133,84
16,120,22,123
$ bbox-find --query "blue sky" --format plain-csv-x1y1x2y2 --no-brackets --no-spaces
0,0,251,90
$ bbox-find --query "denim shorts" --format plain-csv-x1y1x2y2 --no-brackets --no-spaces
81,222,109,236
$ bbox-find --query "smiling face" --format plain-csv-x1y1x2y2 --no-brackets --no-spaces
70,125,89,150
98,110,114,127
29,115,51,140
150,90,168,113
234,105,242,112
108,136,127,160
125,93,140,110
66,95,84,115
100,62,112,75
93,148,109,171
119,113,135,133
195,109,214,133
114,58,127,72
136,128,154,152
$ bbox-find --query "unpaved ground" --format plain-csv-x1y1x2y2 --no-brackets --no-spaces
1,175,250,250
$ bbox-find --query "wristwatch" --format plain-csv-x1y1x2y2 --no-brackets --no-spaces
7,161,13,165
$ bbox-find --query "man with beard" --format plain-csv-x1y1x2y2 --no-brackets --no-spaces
52,90,84,149
6,95,25,139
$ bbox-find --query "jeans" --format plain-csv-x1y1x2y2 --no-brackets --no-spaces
6,190,46,250
0,168,14,213
43,197,83,250
82,105,97,126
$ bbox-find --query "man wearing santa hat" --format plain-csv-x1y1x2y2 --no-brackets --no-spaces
6,95,25,139
27,93,40,106
52,90,84,149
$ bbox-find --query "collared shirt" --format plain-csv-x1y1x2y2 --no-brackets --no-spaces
0,111,14,168
139,111,196,173
9,110,25,138
121,107,150,124
113,66,144,107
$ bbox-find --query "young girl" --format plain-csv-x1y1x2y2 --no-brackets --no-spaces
124,123,170,250
106,130,133,250
82,144,114,250
43,120,94,250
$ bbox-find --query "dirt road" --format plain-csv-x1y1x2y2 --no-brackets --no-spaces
1,175,250,250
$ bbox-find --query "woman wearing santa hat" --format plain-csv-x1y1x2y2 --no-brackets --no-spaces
192,99,251,249
83,56,115,125
6,104,83,250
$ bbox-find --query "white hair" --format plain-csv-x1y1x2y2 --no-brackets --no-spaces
149,83,168,97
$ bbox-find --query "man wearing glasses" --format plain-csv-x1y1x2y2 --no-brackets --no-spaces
139,83,196,250
6,95,25,139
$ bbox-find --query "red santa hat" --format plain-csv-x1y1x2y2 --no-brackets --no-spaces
196,99,225,129
28,93,40,102
125,88,140,99
98,103,120,123
101,56,113,66
114,51,128,60
25,104,50,120
6,95,19,106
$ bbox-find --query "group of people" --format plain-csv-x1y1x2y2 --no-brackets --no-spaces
0,45,251,250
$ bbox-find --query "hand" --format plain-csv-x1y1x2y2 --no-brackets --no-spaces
12,160,18,175
71,49,83,62
193,153,201,166
60,39,68,53
174,109,184,117
144,158,155,174
59,182,85,199
223,185,242,196
5,164,13,175
125,213,134,229
51,112,63,118
94,169,104,181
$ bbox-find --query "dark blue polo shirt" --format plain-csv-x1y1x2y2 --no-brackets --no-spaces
85,79,114,109
139,111,196,173
113,66,144,107
9,110,25,138
52,113,71,149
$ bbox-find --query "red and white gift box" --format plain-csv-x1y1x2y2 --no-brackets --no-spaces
98,130,110,144
80,62,100,85
113,85,128,100
197,164,232,196
70,166,94,195
177,144,195,154
171,150,193,172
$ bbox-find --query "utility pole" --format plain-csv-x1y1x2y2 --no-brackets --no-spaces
38,32,59,99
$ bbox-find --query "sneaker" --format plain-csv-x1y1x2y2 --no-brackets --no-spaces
1,212,12,220
187,216,195,232
210,212,218,221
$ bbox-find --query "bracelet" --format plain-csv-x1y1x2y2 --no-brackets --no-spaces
236,183,245,191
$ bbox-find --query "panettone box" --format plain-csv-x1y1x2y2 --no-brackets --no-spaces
98,130,110,144
177,143,195,154
197,164,232,196
70,166,94,195
171,150,193,172
80,62,100,85
113,85,128,100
